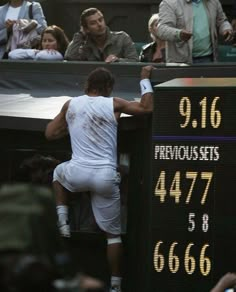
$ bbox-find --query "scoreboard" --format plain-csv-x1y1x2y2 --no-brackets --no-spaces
150,78,236,291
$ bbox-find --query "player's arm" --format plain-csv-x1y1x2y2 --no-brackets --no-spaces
45,100,70,140
114,66,154,116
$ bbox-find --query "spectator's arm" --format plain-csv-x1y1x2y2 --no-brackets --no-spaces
64,32,86,61
0,26,8,45
118,33,139,62
30,2,47,34
215,0,233,36
156,0,182,42
8,48,37,59
0,6,9,45
35,50,63,61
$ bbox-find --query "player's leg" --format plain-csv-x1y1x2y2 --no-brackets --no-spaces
53,180,71,237
106,234,123,292
91,168,123,291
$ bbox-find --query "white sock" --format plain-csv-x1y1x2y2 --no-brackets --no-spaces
56,205,68,224
111,276,122,288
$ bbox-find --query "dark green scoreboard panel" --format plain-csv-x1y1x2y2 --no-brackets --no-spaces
150,78,236,291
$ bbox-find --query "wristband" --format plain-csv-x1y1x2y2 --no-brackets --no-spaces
140,79,153,95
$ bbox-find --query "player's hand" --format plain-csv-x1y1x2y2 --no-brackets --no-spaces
140,65,155,79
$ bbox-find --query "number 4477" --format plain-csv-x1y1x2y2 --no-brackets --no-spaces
154,171,213,205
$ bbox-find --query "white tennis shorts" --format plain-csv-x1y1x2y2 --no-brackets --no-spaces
53,161,121,235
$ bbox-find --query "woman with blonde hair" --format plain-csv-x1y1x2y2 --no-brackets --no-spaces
139,13,166,63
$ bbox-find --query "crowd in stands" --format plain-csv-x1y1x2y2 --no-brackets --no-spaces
0,0,236,63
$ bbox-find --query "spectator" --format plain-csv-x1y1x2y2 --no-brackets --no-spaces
45,65,154,292
0,184,63,274
65,7,138,63
211,272,236,292
0,183,105,292
156,0,233,63
8,25,69,60
16,153,97,233
16,153,60,185
0,0,47,59
140,13,166,63
232,0,236,45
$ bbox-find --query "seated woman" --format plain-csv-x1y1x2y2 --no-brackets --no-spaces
8,25,69,60
139,13,166,63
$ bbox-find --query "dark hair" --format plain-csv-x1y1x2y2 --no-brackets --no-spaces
40,25,69,56
80,7,102,28
84,67,115,96
18,154,60,186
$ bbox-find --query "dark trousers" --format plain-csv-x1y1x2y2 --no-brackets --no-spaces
192,54,213,63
